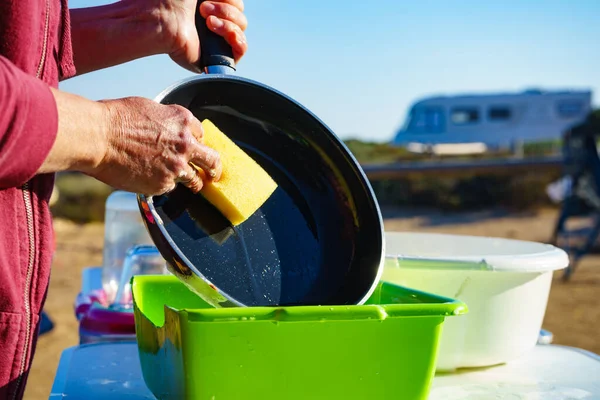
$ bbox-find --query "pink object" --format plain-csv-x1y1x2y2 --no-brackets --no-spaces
74,289,108,321
74,288,136,344
79,305,136,339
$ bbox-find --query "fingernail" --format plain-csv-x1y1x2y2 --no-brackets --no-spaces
210,16,224,29
208,169,217,178
202,2,215,13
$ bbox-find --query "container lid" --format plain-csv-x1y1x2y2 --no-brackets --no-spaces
385,232,569,273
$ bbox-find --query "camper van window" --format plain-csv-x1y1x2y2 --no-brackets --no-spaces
450,107,479,125
408,107,445,133
488,106,512,121
556,100,584,118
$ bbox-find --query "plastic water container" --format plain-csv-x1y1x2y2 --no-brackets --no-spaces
102,191,153,304
113,245,168,307
383,232,569,371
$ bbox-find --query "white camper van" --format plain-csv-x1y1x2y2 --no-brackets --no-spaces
391,89,592,155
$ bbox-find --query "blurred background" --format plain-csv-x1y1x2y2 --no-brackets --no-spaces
29,0,600,398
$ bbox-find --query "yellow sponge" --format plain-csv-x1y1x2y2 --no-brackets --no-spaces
191,119,278,226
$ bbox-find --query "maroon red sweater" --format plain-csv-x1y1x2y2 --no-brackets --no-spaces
0,0,75,398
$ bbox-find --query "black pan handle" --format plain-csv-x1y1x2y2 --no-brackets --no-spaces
195,0,236,71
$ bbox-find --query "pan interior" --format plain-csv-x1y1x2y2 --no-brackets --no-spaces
151,77,383,306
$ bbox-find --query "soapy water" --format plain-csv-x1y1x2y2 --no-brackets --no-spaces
234,227,265,302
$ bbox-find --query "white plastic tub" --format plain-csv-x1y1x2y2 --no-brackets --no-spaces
383,232,569,371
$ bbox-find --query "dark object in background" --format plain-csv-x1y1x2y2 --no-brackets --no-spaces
551,111,600,280
39,311,54,335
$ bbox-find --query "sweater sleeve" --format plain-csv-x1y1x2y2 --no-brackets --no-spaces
0,55,58,189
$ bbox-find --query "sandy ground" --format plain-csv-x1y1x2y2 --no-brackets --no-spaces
23,208,600,399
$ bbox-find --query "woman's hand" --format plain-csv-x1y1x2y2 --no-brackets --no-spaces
159,0,248,72
68,0,248,77
88,97,222,195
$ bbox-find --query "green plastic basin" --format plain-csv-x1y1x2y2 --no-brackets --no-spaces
132,275,467,400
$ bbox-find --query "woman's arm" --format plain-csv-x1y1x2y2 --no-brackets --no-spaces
68,1,166,77
0,55,60,188
1,54,220,195
42,89,222,195
39,88,109,173
68,0,248,77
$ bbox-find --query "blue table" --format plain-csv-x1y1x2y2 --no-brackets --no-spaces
49,341,600,399
49,342,154,399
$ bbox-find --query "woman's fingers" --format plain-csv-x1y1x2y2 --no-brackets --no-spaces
211,0,244,13
189,142,222,182
205,15,247,63
176,164,205,193
185,116,222,182
199,0,248,63
200,1,247,31
188,113,205,142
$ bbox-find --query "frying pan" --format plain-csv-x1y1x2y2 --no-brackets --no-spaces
137,1,385,308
